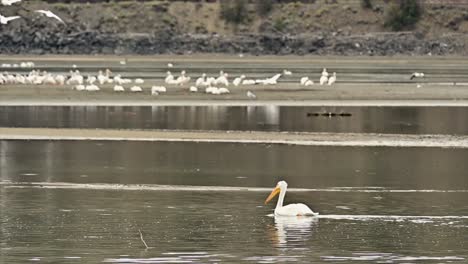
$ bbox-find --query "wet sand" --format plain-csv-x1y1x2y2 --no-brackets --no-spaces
0,127,467,148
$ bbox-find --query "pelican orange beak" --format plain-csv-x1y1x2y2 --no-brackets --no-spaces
265,186,281,205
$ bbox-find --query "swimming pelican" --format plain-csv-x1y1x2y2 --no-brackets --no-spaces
35,10,65,24
265,181,318,217
0,14,20,24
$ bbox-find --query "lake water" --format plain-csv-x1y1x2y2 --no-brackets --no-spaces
1,140,468,263
1,105,468,134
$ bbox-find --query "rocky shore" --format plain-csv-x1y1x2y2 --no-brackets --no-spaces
1,30,465,56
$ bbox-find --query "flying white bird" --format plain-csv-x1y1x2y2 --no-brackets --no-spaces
265,181,319,217
35,10,65,24
0,14,20,24
1,0,21,6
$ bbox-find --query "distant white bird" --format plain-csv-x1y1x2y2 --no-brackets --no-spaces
0,14,20,24
300,77,309,86
328,72,337,85
410,72,425,80
304,79,314,86
113,85,125,92
134,78,144,84
151,86,166,93
283,69,292,75
233,75,245,86
189,86,198,92
1,0,21,6
319,74,328,85
167,63,173,68
130,86,142,92
35,10,65,24
321,68,329,77
247,90,256,99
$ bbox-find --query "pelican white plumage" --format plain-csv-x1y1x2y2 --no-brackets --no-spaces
319,74,328,85
151,86,166,93
0,14,20,24
189,86,198,92
215,71,229,86
35,10,65,24
134,78,144,84
130,86,142,92
247,90,256,99
113,85,125,92
195,73,207,87
283,69,292,75
167,63,173,68
233,75,245,86
85,84,100,91
265,181,318,217
1,0,21,6
321,68,329,77
328,72,336,85
410,72,425,80
256,74,281,85
300,77,309,86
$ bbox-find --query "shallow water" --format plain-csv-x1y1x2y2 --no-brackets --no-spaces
1,105,468,135
1,140,468,263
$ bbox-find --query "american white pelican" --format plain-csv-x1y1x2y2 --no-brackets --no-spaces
195,73,207,87
256,74,281,85
130,86,142,92
283,69,292,75
134,78,144,84
0,14,20,24
319,74,328,85
218,87,230,94
233,75,245,86
151,86,166,93
265,181,318,217
1,0,21,6
113,85,125,92
215,71,229,86
247,90,256,99
167,63,173,68
300,77,309,85
327,72,336,85
189,86,198,92
410,72,424,80
321,68,329,77
35,10,65,24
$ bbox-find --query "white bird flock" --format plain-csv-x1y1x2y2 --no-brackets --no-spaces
1,60,344,99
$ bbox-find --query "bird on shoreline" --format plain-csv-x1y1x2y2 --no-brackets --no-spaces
1,0,21,6
35,10,65,24
265,181,318,217
0,14,21,24
410,72,425,80
247,90,256,99
328,72,336,85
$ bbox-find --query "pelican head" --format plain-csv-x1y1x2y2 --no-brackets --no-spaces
265,181,287,204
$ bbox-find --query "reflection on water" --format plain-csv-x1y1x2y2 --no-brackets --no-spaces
2,105,468,134
269,216,318,248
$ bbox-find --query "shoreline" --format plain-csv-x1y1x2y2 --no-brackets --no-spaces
1,99,468,107
0,128,467,148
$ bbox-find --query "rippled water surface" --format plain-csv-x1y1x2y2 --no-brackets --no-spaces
1,140,468,263
1,105,468,134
